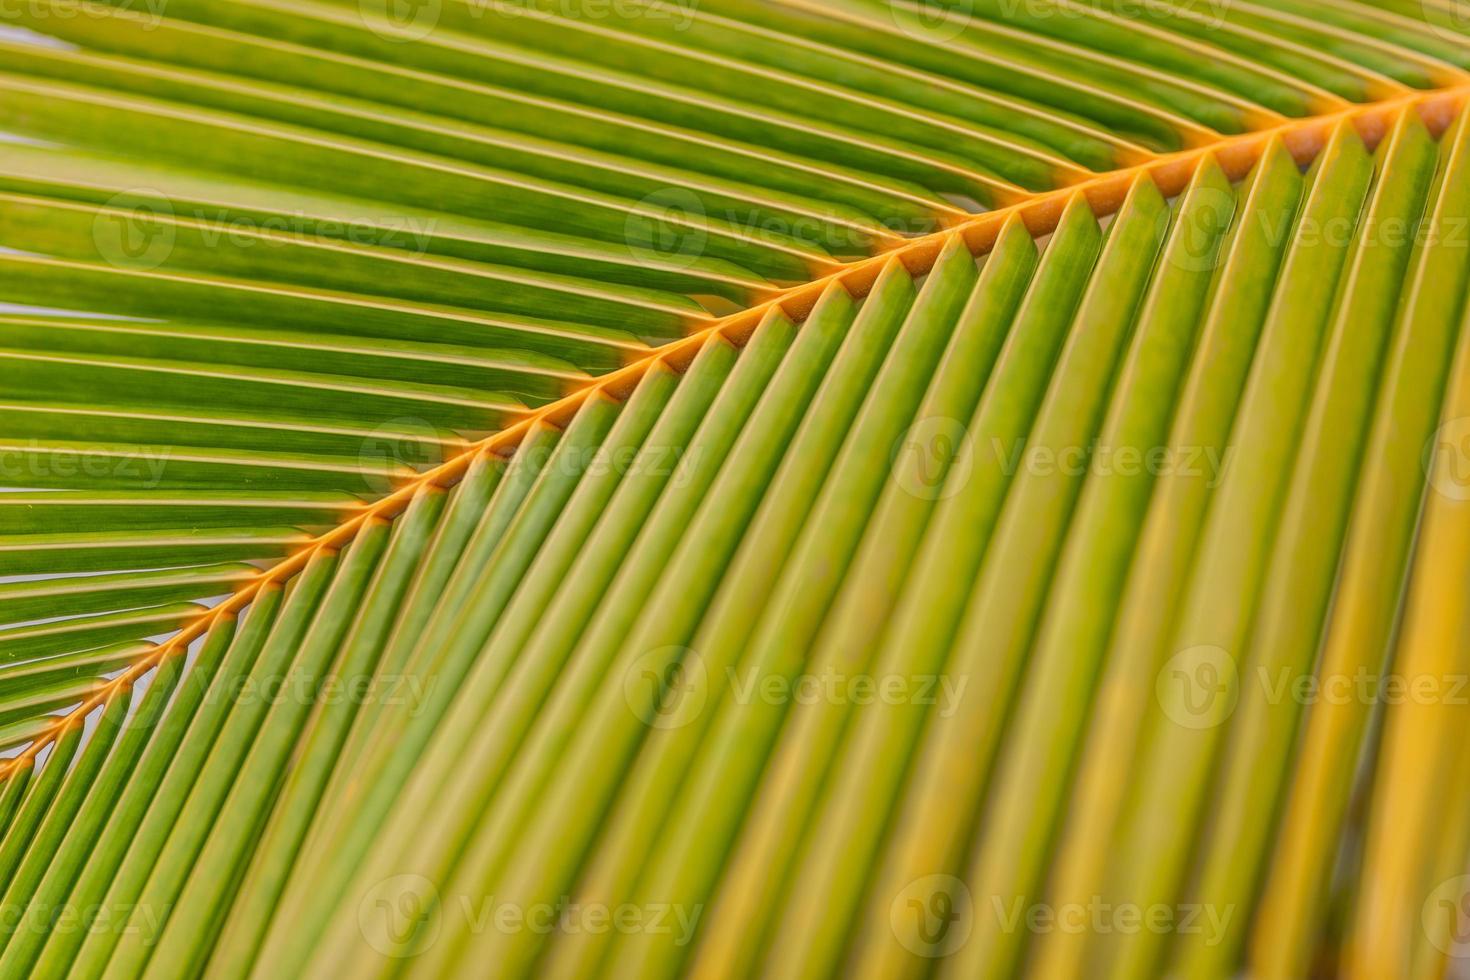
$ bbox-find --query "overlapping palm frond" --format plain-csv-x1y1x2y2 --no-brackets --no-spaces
0,0,1468,976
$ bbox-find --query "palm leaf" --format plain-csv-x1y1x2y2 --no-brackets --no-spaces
0,0,1468,976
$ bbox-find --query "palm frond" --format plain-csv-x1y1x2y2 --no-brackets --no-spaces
0,0,1468,976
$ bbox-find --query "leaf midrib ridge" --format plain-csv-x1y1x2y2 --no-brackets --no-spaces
3,78,1468,775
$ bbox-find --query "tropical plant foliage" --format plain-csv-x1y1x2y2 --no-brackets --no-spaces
0,0,1467,977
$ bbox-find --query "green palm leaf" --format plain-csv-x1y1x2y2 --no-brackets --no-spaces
0,0,1468,977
